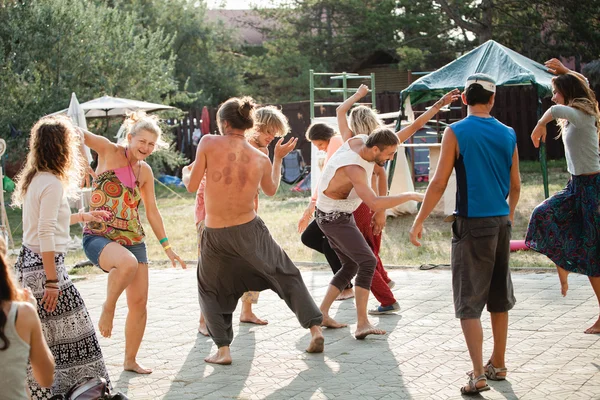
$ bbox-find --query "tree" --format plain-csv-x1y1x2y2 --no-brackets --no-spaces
247,0,459,103
101,0,247,107
540,0,600,71
0,0,178,172
435,0,600,68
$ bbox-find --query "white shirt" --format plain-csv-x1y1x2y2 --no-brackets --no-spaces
316,135,375,213
22,172,72,254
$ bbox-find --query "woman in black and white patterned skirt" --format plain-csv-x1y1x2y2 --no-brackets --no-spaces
11,116,111,399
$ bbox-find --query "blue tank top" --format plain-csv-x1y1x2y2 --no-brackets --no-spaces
451,115,516,218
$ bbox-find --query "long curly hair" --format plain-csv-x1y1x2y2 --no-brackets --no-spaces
0,237,19,351
11,115,85,207
552,73,600,139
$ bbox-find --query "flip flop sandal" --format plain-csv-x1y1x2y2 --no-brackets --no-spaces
485,361,507,381
460,374,490,395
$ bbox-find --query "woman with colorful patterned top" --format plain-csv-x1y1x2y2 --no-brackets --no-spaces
81,112,186,374
11,116,111,399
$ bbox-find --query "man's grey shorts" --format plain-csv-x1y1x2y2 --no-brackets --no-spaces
451,215,516,319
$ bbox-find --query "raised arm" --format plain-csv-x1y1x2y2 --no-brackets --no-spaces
409,126,458,246
396,89,460,143
346,165,423,212
78,128,117,157
336,84,370,142
260,137,297,196
545,58,588,83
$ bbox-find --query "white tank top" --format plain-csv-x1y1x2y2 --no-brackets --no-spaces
316,135,375,213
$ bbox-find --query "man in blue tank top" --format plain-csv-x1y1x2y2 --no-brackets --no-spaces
408,74,521,395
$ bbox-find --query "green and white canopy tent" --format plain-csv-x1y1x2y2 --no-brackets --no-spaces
398,40,555,197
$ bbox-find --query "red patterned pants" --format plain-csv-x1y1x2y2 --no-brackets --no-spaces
352,203,397,307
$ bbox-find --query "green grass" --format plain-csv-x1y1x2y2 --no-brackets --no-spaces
5,160,568,269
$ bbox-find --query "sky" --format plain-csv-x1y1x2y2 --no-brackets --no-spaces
206,0,278,9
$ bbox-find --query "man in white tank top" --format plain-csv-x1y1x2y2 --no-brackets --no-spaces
316,128,424,339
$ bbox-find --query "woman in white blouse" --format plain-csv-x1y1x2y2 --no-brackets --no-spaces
11,116,112,399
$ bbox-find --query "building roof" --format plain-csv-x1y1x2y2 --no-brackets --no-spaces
205,9,268,46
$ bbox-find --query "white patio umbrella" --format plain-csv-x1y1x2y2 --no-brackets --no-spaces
52,94,175,142
67,93,93,164
53,95,175,118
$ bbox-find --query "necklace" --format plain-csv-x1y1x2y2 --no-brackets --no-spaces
125,147,141,191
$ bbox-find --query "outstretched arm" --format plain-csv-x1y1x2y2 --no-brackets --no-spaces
409,127,457,246
336,84,370,142
346,165,423,212
396,89,460,143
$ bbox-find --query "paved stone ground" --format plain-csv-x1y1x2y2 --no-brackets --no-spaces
77,268,600,400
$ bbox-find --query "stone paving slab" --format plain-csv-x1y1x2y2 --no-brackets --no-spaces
74,268,600,399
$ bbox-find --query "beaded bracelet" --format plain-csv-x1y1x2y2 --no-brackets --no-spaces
163,245,172,251
159,237,168,244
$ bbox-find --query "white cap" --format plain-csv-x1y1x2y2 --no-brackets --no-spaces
465,73,496,93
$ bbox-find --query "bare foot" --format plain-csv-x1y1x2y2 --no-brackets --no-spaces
98,303,115,338
205,347,232,365
240,312,268,325
306,326,325,353
321,315,348,329
198,318,209,337
335,288,355,301
584,317,600,334
124,360,153,374
557,266,569,297
355,322,386,340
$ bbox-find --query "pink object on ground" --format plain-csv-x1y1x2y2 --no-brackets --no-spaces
510,240,528,252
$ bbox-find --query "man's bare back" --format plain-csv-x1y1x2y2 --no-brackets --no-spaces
199,135,271,228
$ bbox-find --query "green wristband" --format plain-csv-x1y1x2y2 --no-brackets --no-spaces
159,237,168,244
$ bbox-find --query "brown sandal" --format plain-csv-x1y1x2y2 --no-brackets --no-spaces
485,361,507,381
460,374,490,395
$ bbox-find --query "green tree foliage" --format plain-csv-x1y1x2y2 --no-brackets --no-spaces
0,0,178,171
435,0,600,68
102,0,246,107
248,0,401,102
540,0,600,71
247,0,465,102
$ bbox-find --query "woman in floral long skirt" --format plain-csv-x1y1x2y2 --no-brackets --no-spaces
527,59,600,334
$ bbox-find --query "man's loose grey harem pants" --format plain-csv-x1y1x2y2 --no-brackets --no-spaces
316,209,377,291
197,216,323,348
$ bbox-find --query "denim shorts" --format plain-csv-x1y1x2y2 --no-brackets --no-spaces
83,235,148,271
